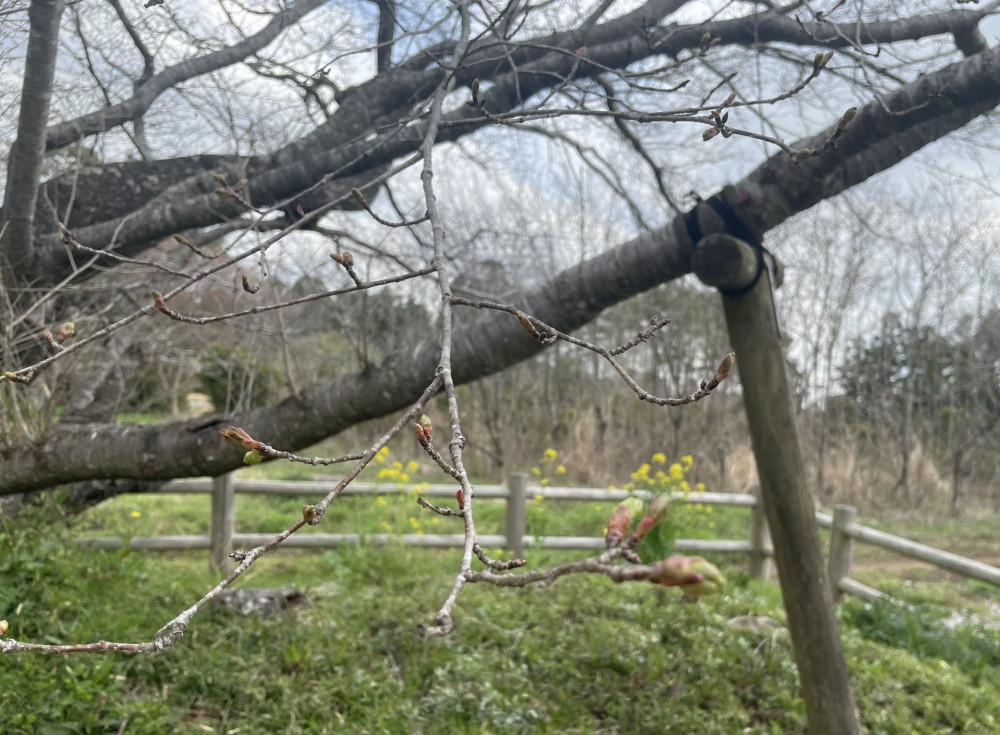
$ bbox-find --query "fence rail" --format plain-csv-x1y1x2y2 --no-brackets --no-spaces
75,475,1000,604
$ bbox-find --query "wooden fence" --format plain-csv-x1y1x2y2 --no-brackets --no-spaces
77,474,1000,603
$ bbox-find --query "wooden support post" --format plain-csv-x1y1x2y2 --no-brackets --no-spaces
828,504,857,603
210,472,236,574
505,473,527,558
692,234,858,735
748,484,772,581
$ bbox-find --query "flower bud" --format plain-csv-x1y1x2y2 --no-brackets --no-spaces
713,352,735,384
648,555,702,587
243,449,264,465
220,426,263,450
683,557,725,597
605,497,644,548
837,106,857,131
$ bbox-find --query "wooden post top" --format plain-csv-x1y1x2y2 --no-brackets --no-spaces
690,233,784,291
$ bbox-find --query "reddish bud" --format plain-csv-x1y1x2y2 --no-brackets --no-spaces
152,292,168,314
3,371,28,384
713,352,735,384
632,494,672,541
516,312,540,338
456,490,465,510
173,235,191,246
414,416,433,447
702,127,720,142
212,173,227,184
302,505,318,523
220,426,263,450
605,497,644,548
648,555,703,587
813,50,834,73
341,251,354,268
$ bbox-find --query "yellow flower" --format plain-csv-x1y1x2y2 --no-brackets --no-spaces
531,467,542,477
669,463,684,481
541,478,550,487
681,454,694,470
375,447,390,463
555,465,567,475
623,482,636,491
680,481,691,494
543,448,558,462
130,511,141,518
380,521,392,531
405,461,420,474
431,518,440,525
651,453,667,464
534,494,544,502
708,521,715,529
705,505,713,514
399,474,410,483
695,482,706,493
375,496,388,507
408,516,420,529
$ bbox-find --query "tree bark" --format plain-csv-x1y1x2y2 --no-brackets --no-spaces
2,0,66,274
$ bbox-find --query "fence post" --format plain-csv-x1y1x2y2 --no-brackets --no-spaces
210,472,236,574
505,473,527,558
748,484,772,581
828,504,856,603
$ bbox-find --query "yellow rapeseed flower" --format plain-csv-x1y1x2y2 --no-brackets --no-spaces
556,465,567,475
669,463,684,481
531,467,542,477
681,454,694,470
130,511,141,518
543,448,558,462
695,482,706,493
380,521,392,531
375,447,390,463
405,461,420,474
375,496,388,507
651,453,667,464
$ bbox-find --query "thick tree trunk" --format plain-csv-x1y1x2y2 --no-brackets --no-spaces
1,0,65,273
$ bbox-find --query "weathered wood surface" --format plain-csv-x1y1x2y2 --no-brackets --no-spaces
699,234,859,735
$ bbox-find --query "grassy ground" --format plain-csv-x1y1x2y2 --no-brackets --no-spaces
3,473,1000,734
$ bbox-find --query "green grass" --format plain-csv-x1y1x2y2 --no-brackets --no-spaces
4,492,1000,734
